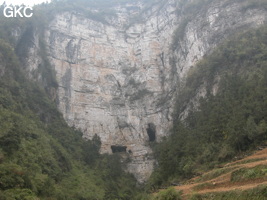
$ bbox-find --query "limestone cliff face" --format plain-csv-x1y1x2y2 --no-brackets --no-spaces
44,0,178,182
23,0,267,182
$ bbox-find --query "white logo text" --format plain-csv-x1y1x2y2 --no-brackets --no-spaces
3,6,33,18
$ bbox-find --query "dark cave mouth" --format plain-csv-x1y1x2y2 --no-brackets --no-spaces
111,145,127,153
146,123,156,142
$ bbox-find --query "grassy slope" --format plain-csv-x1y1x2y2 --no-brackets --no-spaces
148,148,267,199
175,148,267,199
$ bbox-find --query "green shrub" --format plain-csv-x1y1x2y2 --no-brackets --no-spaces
0,164,26,190
0,188,39,200
153,188,182,200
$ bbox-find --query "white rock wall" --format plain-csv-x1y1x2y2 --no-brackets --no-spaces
45,0,177,183
23,0,267,183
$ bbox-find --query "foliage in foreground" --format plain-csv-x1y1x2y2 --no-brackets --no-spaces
152,188,182,200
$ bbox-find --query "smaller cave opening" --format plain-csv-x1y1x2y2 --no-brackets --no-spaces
146,123,156,142
111,145,127,153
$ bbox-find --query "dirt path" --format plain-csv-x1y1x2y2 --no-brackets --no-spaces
197,179,267,194
225,148,267,166
173,148,267,199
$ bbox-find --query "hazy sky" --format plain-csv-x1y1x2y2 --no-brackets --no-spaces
0,0,51,6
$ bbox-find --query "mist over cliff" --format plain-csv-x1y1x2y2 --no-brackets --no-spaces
19,0,267,182
1,0,267,197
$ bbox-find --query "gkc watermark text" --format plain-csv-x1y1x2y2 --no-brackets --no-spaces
3,6,33,18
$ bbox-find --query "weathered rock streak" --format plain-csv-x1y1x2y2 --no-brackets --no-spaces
24,0,267,182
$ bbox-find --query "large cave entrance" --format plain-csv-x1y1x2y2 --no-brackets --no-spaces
111,145,127,153
146,123,156,142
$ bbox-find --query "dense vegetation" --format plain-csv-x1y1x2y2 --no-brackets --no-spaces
1,0,267,199
148,25,267,189
0,39,144,200
152,188,182,200
0,7,143,200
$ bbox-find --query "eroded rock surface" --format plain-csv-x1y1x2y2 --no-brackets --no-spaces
23,0,267,182
45,0,177,182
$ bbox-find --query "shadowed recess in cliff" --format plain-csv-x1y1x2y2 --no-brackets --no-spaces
111,145,127,153
147,123,156,142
